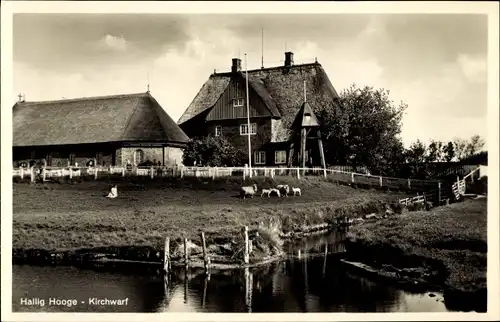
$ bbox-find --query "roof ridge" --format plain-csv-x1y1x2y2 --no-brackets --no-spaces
16,92,149,105
212,62,321,77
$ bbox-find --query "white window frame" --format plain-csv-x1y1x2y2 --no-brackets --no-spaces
215,126,222,137
275,150,287,164
233,98,244,107
134,149,144,165
254,151,266,165
240,123,257,135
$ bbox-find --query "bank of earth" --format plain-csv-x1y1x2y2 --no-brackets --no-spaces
13,176,406,266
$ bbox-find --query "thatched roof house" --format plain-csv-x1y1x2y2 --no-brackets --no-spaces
177,52,341,166
13,92,189,167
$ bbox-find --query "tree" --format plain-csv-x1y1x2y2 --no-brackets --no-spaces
405,140,427,164
317,84,407,175
182,136,246,167
453,138,468,161
465,134,485,158
443,141,455,162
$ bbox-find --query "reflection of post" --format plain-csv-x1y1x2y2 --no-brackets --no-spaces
202,273,210,309
184,270,188,304
244,267,253,313
322,244,328,278
304,249,309,312
163,274,169,302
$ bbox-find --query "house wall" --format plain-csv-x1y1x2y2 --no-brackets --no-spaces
206,77,272,121
13,143,184,167
206,118,274,165
119,146,183,166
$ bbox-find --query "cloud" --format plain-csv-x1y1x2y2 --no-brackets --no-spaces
457,54,487,83
98,34,128,52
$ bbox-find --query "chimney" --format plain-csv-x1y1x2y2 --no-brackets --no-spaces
285,51,294,67
231,58,242,73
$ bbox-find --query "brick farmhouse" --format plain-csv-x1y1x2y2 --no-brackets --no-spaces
177,52,342,167
12,92,189,167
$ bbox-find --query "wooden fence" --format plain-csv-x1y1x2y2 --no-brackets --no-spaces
13,164,443,194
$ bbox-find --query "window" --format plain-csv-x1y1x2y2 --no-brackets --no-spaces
275,150,287,164
69,153,76,166
240,123,257,135
134,149,144,165
254,151,266,165
233,98,244,107
215,126,222,137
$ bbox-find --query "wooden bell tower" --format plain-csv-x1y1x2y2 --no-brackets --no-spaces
287,81,327,174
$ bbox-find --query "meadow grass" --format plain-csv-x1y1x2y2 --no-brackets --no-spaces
13,176,407,257
347,197,487,295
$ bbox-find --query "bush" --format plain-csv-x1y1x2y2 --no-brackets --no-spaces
182,136,246,167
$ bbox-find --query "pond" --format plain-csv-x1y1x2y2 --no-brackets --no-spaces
12,232,449,313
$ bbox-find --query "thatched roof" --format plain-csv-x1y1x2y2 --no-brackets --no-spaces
178,60,341,142
13,92,189,147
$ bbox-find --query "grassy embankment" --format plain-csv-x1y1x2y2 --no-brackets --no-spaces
345,197,487,312
13,176,407,265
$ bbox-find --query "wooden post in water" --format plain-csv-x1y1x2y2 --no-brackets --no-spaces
184,238,189,271
163,237,170,274
201,232,209,273
243,226,249,265
202,273,210,309
184,270,188,304
438,181,442,205
322,244,328,278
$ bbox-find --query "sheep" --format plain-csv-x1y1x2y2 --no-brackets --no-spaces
261,188,272,198
270,188,281,198
291,187,301,196
240,184,258,199
277,184,290,197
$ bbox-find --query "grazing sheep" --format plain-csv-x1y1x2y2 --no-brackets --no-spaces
277,184,290,197
291,187,301,196
261,188,272,197
270,188,281,198
240,184,258,199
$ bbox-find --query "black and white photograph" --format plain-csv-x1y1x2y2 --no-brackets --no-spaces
1,1,499,320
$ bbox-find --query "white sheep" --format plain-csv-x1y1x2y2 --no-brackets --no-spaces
261,188,272,197
270,188,281,198
277,184,290,197
240,184,258,199
291,187,301,196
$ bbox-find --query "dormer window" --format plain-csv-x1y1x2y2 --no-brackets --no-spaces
304,112,311,123
233,98,244,107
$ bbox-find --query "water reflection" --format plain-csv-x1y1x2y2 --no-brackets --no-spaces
12,232,449,313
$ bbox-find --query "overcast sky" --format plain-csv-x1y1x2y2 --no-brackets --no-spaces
13,13,488,147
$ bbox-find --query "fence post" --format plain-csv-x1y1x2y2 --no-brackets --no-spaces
181,166,184,178
297,167,300,179
122,167,125,177
212,167,216,180
42,168,46,182
69,167,73,179
407,178,411,189
184,238,189,270
31,167,35,183
164,237,170,274
379,176,383,187
20,168,24,180
201,232,209,273
438,181,442,205
271,168,275,179
150,166,154,179
243,226,249,265
351,172,354,184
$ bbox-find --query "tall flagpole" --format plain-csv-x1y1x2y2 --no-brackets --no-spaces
245,53,252,178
